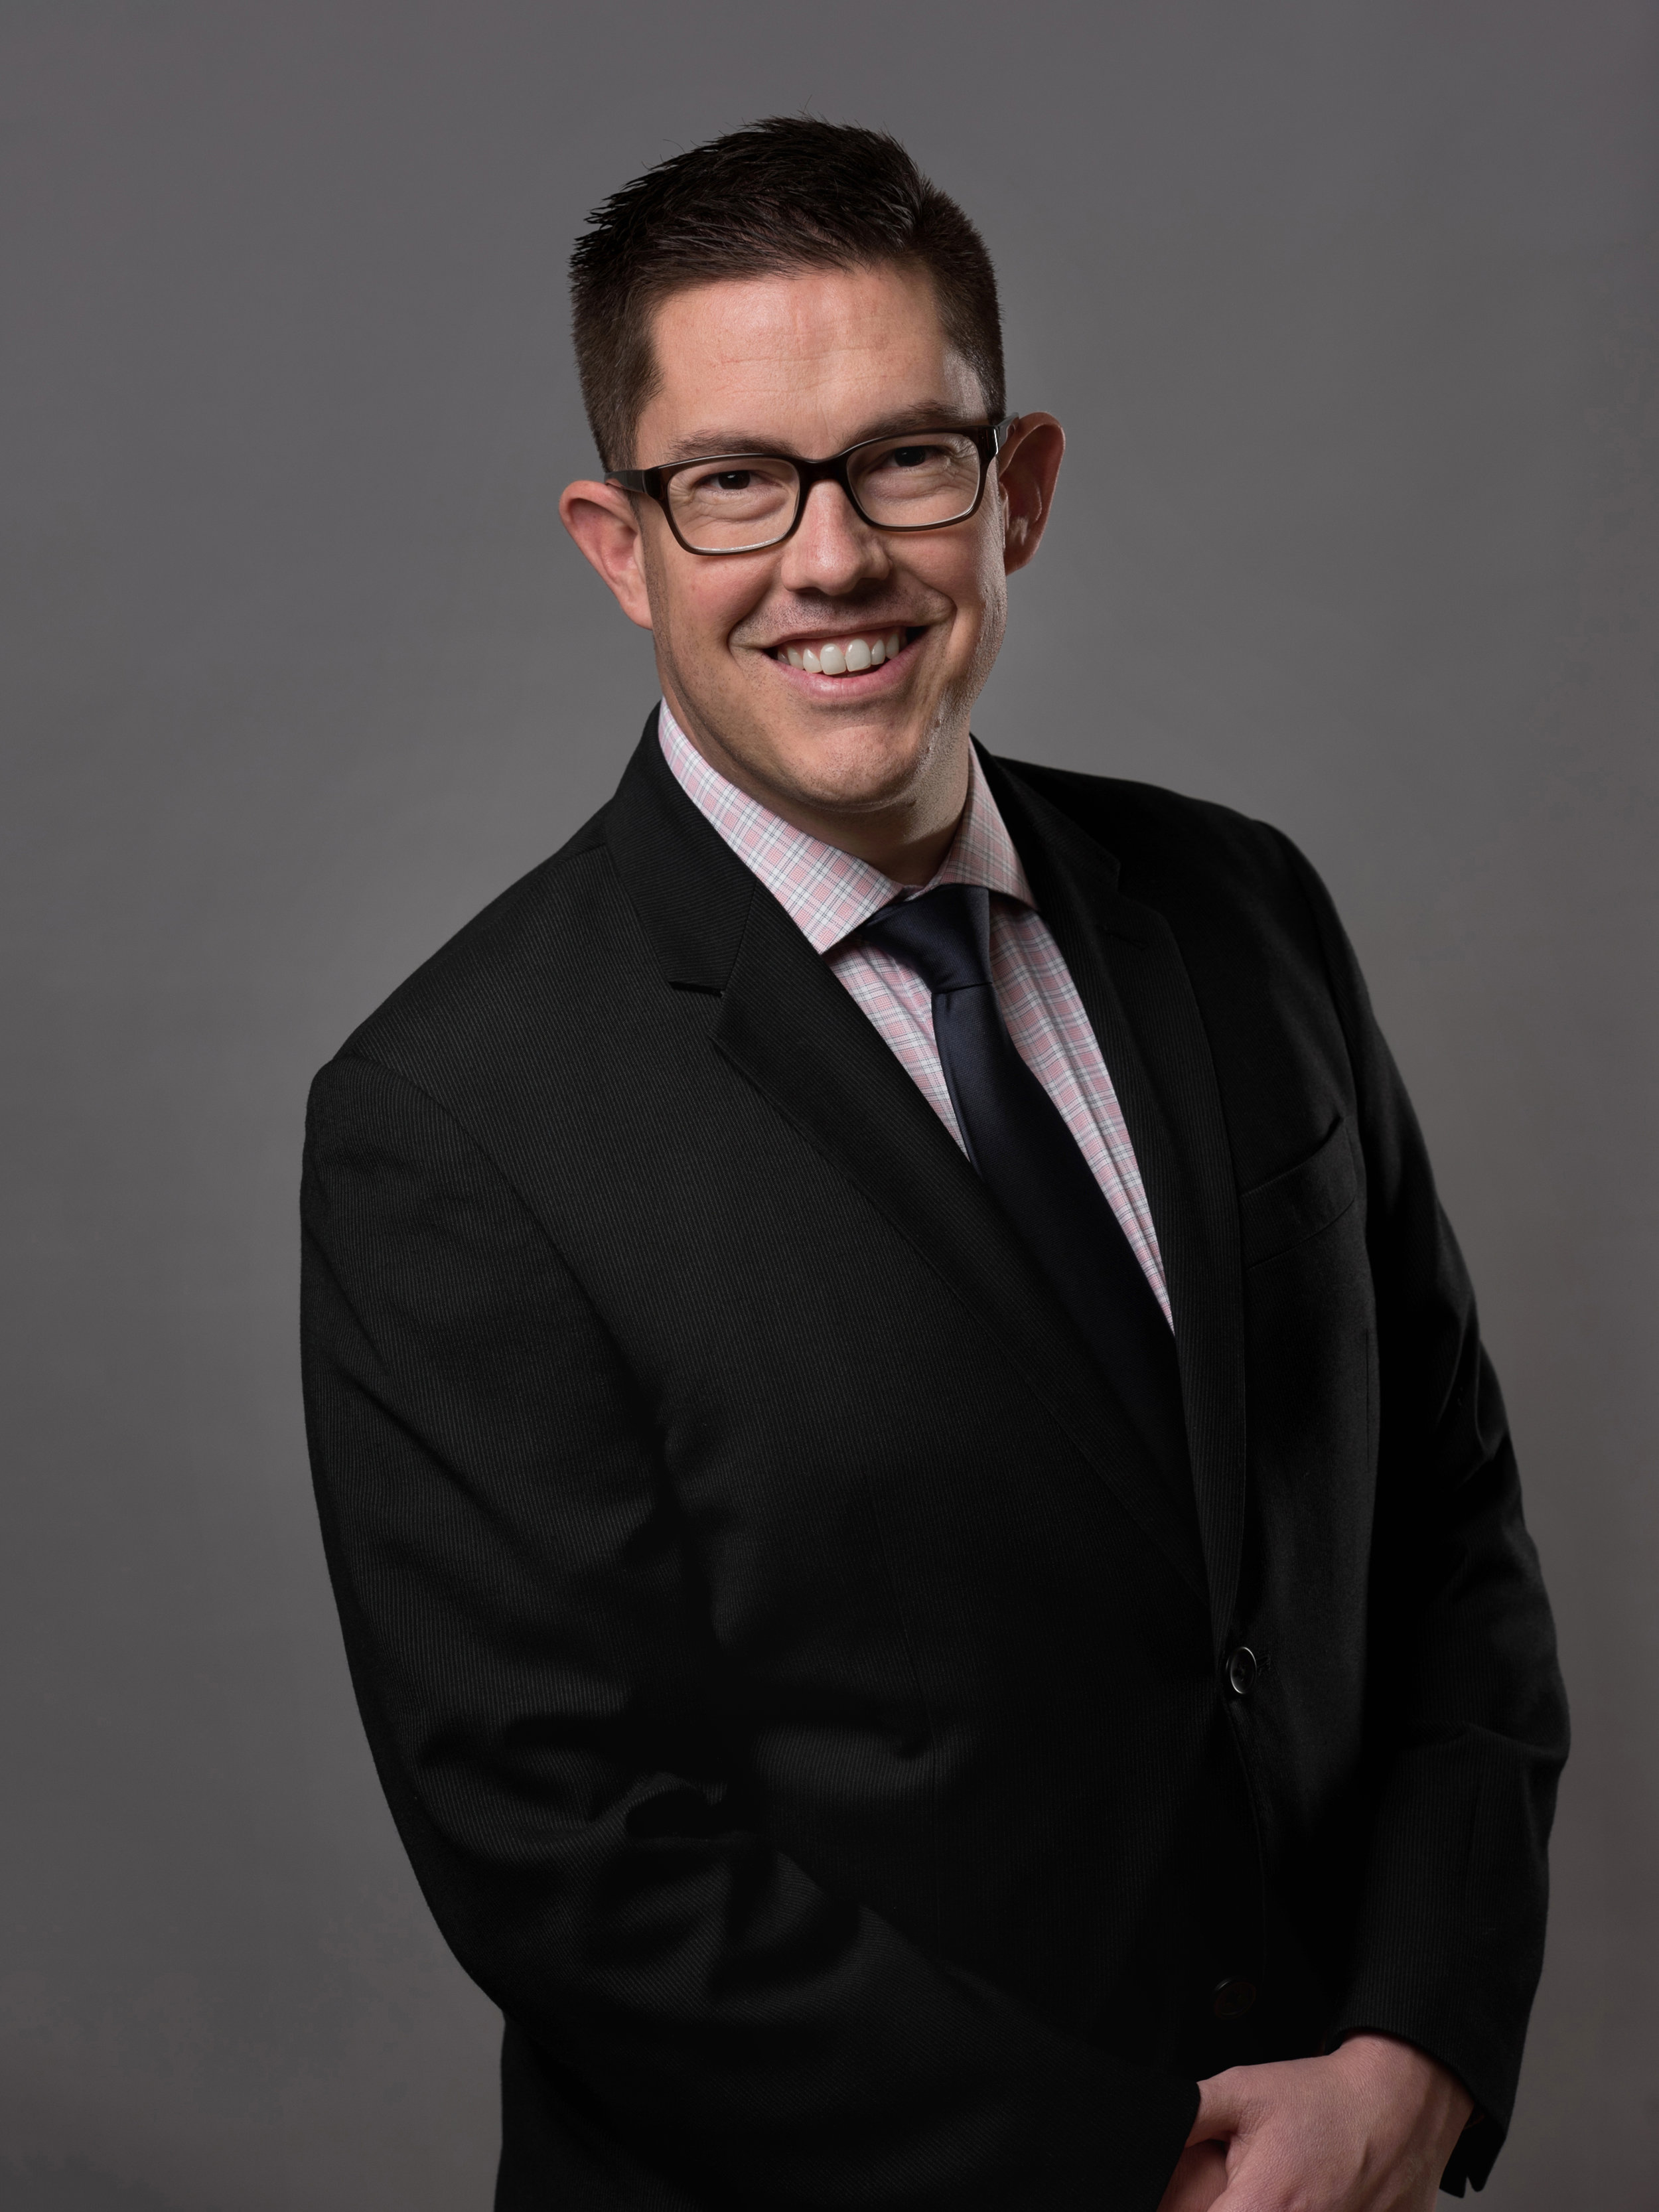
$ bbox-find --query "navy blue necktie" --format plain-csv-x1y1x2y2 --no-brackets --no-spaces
862,883,1188,1480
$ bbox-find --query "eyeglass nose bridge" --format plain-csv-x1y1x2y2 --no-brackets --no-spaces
785,448,885,544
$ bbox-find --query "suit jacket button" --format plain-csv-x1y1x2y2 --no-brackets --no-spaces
1226,1646,1258,1696
1212,1977,1258,2020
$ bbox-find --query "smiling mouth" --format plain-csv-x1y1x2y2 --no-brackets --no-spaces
769,627,916,677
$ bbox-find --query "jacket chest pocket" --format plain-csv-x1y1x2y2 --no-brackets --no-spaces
1238,1117,1358,1269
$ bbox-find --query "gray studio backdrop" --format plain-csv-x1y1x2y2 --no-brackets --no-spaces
3,5,1654,2208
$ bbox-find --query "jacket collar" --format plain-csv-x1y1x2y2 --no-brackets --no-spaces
604,716,1241,1635
602,713,757,992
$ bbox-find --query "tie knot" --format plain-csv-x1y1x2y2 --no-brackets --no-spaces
860,883,993,996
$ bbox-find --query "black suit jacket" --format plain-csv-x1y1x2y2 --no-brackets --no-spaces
301,717,1566,2210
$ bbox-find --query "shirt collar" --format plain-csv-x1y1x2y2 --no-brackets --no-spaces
657,698,1033,958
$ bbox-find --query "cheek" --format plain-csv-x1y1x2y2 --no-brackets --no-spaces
955,538,1008,683
681,573,771,658
940,524,1007,636
967,588,1007,689
642,536,758,652
944,535,1007,651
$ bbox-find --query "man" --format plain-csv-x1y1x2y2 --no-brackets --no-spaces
301,119,1567,2211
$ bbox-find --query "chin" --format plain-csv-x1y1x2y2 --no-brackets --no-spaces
773,721,936,811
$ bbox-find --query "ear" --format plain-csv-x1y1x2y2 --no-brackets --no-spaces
995,413,1065,576
559,478,656,631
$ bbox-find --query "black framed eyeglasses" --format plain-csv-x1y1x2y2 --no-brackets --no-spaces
607,417,1016,556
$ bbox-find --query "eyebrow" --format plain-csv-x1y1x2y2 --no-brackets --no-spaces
647,404,988,467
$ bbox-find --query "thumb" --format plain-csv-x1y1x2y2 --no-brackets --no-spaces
1187,2067,1250,2149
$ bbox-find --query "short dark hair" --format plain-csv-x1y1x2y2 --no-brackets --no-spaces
569,117,1005,470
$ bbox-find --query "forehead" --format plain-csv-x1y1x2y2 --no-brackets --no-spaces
638,263,982,459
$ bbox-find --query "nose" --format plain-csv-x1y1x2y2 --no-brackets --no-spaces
776,477,892,597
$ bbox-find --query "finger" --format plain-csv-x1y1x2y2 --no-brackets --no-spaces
1156,2140,1230,2212
1187,2071,1245,2148
1202,2158,1277,2212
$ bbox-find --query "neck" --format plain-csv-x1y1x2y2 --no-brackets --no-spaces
791,786,966,885
663,692,971,887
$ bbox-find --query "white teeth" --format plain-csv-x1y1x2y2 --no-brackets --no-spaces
784,628,909,676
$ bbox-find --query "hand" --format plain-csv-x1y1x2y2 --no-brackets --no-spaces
1155,2139,1229,2211
1181,2033,1473,2211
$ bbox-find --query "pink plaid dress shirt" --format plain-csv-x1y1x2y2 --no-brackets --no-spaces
658,701,1170,1321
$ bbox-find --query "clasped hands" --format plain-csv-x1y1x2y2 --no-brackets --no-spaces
1155,2033,1474,2212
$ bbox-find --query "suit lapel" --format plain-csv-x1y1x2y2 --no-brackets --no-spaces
982,749,1249,1651
603,719,1209,1611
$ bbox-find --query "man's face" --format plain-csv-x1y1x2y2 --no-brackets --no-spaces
562,261,1062,842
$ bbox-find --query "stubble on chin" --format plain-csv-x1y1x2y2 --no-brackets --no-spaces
654,612,943,816
648,542,1001,838
684,678,958,830
784,714,960,821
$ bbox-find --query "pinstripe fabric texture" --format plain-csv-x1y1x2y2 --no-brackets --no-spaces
658,700,1170,1319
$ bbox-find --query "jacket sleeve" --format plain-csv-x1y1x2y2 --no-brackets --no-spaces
300,1049,1198,2211
1276,834,1570,2195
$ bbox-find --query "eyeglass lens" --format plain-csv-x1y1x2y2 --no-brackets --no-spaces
665,431,984,552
